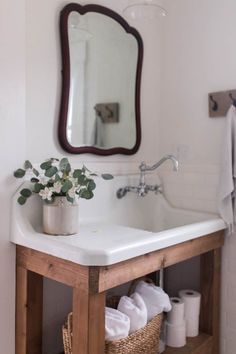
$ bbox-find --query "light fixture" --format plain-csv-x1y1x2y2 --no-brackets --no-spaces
123,0,167,21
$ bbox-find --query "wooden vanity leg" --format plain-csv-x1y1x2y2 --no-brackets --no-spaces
200,248,221,354
16,265,43,354
72,288,105,354
16,266,27,354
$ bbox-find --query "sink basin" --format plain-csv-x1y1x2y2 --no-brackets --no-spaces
10,179,226,266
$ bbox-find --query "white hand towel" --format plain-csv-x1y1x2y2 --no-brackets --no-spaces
117,292,147,334
218,105,236,233
135,281,172,321
105,307,130,341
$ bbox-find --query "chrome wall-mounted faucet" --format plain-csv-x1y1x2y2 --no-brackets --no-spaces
139,155,179,173
117,155,179,199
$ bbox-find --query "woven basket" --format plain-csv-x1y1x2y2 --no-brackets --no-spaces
62,312,73,354
63,312,162,354
62,279,163,354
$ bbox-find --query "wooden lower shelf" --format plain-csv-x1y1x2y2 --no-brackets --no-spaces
59,333,212,354
59,334,212,354
164,333,213,354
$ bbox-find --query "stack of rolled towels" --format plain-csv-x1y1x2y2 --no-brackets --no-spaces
165,290,201,348
105,280,172,341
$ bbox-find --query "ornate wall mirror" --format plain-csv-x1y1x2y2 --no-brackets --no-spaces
58,4,143,155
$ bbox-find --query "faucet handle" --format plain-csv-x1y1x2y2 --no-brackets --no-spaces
139,161,146,171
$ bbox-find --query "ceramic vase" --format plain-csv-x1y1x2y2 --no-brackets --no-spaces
43,196,79,236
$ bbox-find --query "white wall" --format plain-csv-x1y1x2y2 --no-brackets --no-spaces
26,0,163,169
25,1,163,353
1,0,234,353
159,0,236,211
159,1,236,353
0,1,25,353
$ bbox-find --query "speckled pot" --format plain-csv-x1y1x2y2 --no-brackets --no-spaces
43,197,78,236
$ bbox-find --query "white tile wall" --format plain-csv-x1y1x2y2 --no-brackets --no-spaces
159,163,220,214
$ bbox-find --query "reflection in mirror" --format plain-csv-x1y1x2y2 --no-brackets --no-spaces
59,4,143,155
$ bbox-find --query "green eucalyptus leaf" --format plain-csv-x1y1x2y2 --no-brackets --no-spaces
24,160,32,170
87,179,96,191
50,158,59,162
73,169,83,178
18,196,27,205
66,194,74,204
45,166,58,178
101,174,114,180
61,180,73,193
20,189,32,198
40,161,52,170
90,173,98,177
32,168,39,177
77,174,87,185
55,173,61,182
65,163,71,174
14,169,25,178
59,158,69,170
34,183,44,193
79,189,94,200
31,177,39,183
47,180,54,187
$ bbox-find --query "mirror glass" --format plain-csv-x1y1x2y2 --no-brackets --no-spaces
59,5,143,155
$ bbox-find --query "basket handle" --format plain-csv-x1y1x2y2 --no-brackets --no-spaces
67,312,73,347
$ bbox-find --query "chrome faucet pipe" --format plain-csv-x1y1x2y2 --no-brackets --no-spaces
116,154,178,199
139,154,179,173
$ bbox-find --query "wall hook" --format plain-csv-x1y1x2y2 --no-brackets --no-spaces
209,89,236,117
105,105,114,119
94,106,102,117
209,95,218,112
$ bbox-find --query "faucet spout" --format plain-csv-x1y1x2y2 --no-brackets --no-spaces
139,155,179,173
116,154,178,199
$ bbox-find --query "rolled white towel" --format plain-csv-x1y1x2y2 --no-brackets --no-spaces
135,281,172,321
117,292,147,334
105,307,130,341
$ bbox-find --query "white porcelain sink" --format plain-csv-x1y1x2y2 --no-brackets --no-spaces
10,178,226,266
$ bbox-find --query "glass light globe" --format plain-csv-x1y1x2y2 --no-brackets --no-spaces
123,0,167,21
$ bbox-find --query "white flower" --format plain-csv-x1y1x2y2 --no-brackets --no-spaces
68,186,77,199
70,177,78,187
39,187,53,201
52,181,62,194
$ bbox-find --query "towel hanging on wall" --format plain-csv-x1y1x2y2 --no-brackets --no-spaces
218,105,236,233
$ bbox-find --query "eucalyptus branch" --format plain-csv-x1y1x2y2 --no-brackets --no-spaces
14,158,113,205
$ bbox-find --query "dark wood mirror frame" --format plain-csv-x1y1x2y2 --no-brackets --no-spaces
58,3,143,155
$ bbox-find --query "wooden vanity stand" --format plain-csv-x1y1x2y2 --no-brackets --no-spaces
16,230,224,354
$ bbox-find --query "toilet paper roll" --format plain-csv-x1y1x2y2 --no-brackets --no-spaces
167,297,185,325
165,320,186,348
179,290,201,337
